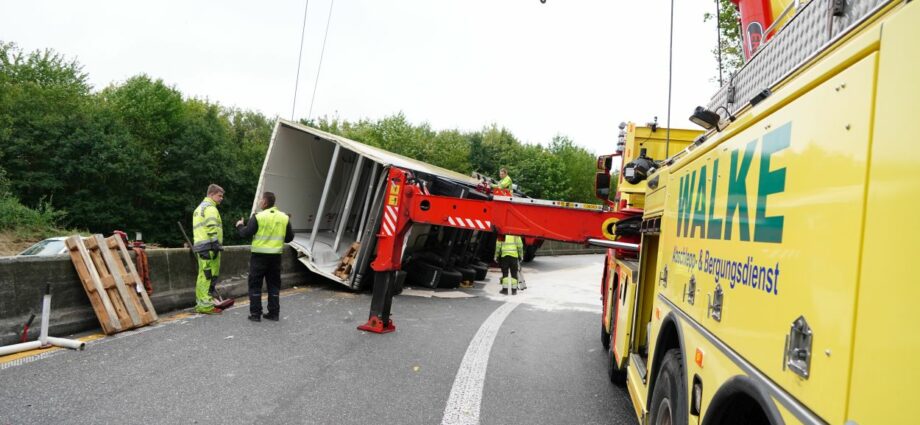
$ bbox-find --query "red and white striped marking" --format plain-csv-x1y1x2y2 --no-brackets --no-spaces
381,205,398,236
447,216,491,231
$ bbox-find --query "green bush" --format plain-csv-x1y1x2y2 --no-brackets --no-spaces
0,194,70,238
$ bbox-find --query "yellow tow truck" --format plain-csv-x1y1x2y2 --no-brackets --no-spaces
598,0,919,423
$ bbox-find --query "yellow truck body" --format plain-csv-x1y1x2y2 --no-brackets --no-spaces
602,1,920,423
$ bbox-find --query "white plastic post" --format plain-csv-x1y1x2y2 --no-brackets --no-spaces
39,292,50,347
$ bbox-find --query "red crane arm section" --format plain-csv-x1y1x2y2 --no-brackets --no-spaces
370,167,639,272
409,193,631,244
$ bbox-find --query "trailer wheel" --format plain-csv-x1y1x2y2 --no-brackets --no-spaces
523,245,538,262
438,268,463,289
470,262,489,281
649,349,687,425
406,260,442,289
453,265,476,282
393,271,406,296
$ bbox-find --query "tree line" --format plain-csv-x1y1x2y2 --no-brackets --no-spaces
0,41,606,247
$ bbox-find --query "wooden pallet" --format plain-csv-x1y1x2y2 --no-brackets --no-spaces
333,242,361,279
65,234,158,335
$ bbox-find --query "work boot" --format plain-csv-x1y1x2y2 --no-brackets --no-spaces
499,288,508,295
248,314,261,322
262,313,279,322
512,288,518,295
214,298,235,309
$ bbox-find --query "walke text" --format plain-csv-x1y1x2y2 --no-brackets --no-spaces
676,123,790,243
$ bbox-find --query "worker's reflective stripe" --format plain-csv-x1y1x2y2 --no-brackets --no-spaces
251,207,288,255
193,218,219,229
251,245,285,254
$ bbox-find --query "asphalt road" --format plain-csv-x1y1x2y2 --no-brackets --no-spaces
0,254,636,425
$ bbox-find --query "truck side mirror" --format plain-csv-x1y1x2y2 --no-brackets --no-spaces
596,155,613,173
595,172,611,201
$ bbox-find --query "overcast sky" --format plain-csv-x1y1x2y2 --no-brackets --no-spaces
1,0,721,156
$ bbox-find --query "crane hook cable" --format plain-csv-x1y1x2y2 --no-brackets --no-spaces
307,0,337,121
290,0,311,120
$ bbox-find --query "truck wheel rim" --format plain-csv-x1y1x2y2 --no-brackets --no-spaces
655,398,672,425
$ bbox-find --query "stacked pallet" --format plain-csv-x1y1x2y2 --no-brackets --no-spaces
65,235,158,335
333,242,361,279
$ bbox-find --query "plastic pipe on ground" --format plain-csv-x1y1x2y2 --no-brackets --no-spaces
0,341,42,357
45,337,86,351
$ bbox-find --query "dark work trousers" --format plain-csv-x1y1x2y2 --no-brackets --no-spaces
499,256,519,281
248,253,282,317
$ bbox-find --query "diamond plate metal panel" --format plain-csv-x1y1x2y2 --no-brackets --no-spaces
706,0,893,118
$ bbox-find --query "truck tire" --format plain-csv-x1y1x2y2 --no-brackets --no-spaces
469,262,488,281
393,271,406,296
649,349,687,425
523,245,538,263
453,265,476,282
438,268,462,289
406,260,442,289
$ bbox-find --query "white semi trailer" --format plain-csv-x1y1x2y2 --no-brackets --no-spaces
252,119,491,290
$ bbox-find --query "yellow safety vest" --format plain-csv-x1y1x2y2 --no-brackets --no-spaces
251,207,289,254
495,235,523,259
192,197,222,253
493,175,513,190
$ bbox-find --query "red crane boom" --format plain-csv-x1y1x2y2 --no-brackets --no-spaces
357,167,640,334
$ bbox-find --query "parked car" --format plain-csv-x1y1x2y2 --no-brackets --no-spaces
18,237,68,256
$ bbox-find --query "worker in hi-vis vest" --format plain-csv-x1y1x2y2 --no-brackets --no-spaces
495,234,524,295
492,167,513,190
192,184,226,314
236,191,294,322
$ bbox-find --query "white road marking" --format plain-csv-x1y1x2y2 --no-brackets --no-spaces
441,301,519,425
401,289,477,299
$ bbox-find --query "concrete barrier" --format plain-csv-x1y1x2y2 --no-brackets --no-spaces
0,246,311,346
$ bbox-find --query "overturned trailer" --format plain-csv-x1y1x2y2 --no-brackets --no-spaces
252,119,493,290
